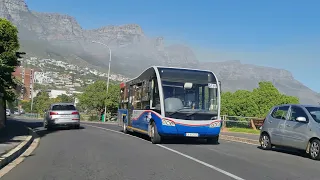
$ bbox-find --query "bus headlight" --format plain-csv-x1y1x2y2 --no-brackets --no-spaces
162,119,175,126
209,121,221,128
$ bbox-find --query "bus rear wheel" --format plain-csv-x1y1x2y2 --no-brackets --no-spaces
150,122,161,144
123,122,128,134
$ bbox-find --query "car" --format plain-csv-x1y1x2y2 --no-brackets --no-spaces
260,104,320,160
6,109,11,116
14,111,20,115
43,103,80,130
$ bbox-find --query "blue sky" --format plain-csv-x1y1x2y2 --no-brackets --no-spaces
26,0,320,92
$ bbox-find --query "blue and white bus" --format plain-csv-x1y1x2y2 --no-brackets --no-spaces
117,66,221,144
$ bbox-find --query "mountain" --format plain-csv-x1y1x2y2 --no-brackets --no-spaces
200,60,320,104
0,0,198,77
1,0,320,104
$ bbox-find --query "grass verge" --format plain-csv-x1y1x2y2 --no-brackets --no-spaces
226,128,260,134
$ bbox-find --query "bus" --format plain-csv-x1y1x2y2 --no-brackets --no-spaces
117,66,221,144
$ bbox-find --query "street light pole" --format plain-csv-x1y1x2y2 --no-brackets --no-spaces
92,41,112,122
30,69,34,113
30,88,33,112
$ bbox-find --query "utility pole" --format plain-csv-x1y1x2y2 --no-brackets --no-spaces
91,41,112,122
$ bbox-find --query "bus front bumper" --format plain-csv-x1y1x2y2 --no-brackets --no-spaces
158,124,221,138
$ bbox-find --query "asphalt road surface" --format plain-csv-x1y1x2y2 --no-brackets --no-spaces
2,119,320,180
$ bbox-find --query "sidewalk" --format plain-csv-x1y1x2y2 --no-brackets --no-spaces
0,119,29,156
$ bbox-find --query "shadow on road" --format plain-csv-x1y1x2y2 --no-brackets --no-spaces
257,146,310,159
127,131,219,145
7,118,85,139
0,119,31,144
35,126,85,138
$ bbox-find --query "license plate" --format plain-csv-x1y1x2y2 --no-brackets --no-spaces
60,115,70,117
185,133,199,137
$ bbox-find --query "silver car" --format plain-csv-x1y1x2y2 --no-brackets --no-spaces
260,104,320,160
44,103,80,130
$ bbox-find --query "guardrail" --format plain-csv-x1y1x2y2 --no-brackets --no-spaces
80,113,117,122
24,113,40,119
221,115,264,131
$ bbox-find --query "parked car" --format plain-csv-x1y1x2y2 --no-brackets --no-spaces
13,110,20,115
6,109,11,116
260,104,320,160
43,103,80,130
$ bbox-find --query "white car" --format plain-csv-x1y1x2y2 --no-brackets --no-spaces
6,109,11,116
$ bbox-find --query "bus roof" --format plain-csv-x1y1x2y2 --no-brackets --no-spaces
120,66,217,85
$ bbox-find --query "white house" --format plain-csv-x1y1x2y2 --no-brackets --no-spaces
47,89,82,99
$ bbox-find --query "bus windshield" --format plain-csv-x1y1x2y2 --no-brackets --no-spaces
159,68,219,119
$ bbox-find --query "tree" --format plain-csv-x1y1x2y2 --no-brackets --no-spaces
55,94,74,103
78,81,119,115
105,83,120,113
33,83,49,91
0,18,21,101
20,100,31,112
221,81,299,118
33,91,51,115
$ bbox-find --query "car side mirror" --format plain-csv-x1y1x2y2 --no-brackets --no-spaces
296,117,307,122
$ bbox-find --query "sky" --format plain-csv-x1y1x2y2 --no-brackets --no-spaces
25,0,320,92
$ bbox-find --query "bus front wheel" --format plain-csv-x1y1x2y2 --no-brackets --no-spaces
207,136,219,144
150,122,161,144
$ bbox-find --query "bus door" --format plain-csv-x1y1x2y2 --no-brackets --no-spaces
140,80,152,131
127,85,134,128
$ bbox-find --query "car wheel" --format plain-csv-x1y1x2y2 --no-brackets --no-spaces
207,136,219,144
260,133,272,150
123,121,128,134
150,122,161,144
309,139,320,160
74,125,80,129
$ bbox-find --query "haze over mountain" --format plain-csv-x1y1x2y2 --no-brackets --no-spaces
1,0,320,104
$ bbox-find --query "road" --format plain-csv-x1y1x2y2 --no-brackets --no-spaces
2,119,320,180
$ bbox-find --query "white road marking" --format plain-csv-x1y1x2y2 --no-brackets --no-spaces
84,124,246,180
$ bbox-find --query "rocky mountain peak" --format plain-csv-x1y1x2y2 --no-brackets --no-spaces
0,0,29,21
32,12,84,40
93,24,144,36
201,60,294,81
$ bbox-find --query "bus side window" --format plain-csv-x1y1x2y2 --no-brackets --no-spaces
141,81,150,109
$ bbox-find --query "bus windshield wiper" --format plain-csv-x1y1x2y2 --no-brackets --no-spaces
169,108,203,116
169,108,190,116
185,109,204,117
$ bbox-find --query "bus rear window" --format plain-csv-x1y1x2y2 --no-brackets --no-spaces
52,105,76,111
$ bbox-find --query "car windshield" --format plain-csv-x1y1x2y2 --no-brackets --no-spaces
305,107,320,123
52,104,76,111
159,68,219,118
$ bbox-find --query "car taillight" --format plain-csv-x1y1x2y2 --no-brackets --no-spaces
72,112,79,115
50,112,58,115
